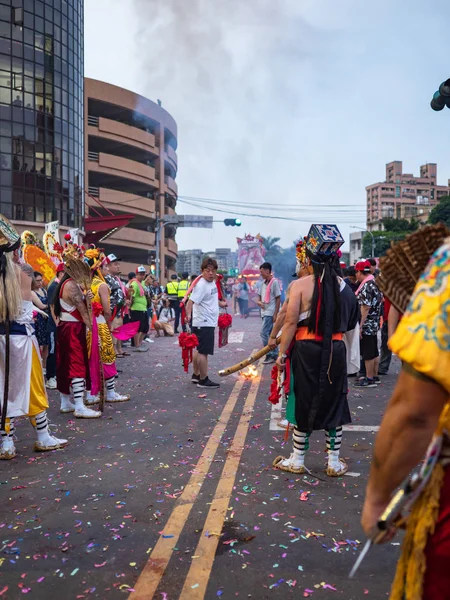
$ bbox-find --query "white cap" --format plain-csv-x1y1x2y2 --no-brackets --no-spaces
136,265,147,274
107,253,121,263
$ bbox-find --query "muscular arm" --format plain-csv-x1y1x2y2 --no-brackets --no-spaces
98,283,112,324
363,367,447,534
66,280,91,330
278,281,302,357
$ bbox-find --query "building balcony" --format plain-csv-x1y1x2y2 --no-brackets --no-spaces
164,174,178,195
164,144,178,172
165,237,178,258
109,226,155,249
88,152,157,186
87,186,156,219
88,116,158,154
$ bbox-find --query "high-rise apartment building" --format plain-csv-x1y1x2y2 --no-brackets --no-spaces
84,79,178,280
177,249,202,275
2,0,84,238
366,161,450,231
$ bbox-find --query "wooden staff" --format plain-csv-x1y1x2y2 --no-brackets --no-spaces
218,335,281,377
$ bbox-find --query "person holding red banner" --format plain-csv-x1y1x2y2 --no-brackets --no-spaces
184,257,228,389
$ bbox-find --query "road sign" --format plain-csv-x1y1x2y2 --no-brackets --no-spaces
180,215,213,229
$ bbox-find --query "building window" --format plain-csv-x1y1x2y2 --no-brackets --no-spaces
395,186,400,198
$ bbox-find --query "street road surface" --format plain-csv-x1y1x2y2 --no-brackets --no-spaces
1,317,400,599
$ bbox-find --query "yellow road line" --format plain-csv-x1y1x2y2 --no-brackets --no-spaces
179,362,264,599
129,374,247,600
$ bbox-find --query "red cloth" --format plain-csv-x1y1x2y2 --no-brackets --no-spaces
383,298,391,322
56,321,91,394
422,468,450,599
178,332,199,373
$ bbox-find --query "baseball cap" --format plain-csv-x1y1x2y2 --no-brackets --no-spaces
56,263,65,273
106,253,121,264
136,265,147,274
355,260,371,273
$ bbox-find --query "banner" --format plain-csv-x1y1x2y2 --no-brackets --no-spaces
67,228,79,243
45,220,59,240
237,234,266,274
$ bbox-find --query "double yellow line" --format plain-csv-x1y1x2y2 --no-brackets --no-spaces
130,359,263,599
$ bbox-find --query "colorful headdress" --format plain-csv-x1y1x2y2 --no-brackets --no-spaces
296,237,308,265
305,224,344,257
84,244,105,272
0,214,20,253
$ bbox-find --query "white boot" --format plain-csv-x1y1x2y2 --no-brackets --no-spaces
60,393,75,414
72,378,101,418
32,412,68,452
327,450,348,477
85,391,100,405
0,438,16,460
106,389,130,403
273,449,305,474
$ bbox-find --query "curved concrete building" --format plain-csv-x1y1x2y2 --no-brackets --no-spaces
1,0,84,238
85,78,178,280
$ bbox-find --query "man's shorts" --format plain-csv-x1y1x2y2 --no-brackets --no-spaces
130,310,149,334
360,334,379,361
192,326,215,356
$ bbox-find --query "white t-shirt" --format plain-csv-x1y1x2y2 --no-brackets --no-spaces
190,278,219,327
159,307,174,323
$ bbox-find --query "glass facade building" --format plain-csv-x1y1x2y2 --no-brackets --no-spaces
0,0,83,228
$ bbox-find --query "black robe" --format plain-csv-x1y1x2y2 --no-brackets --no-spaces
293,281,359,433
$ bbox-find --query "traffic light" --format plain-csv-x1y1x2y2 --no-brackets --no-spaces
430,79,450,111
224,218,242,227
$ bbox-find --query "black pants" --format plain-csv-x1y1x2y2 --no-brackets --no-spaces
379,321,392,374
46,330,57,380
170,299,182,332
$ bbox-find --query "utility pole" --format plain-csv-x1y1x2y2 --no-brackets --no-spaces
349,226,376,258
154,215,215,281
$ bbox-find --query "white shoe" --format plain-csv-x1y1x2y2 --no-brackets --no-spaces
273,451,306,474
327,451,348,477
46,377,57,390
277,419,294,430
106,390,130,403
0,439,16,460
60,393,75,414
85,391,100,405
34,433,68,452
74,405,101,419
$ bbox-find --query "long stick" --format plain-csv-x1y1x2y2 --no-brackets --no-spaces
218,335,281,377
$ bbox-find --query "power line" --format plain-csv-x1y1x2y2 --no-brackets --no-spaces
177,198,366,223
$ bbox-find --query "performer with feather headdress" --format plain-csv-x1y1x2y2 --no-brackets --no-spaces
52,236,101,418
0,216,67,459
273,224,359,476
83,245,130,405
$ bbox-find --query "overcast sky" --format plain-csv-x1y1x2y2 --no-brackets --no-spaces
85,0,450,252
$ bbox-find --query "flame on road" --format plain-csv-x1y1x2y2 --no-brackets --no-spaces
241,365,258,379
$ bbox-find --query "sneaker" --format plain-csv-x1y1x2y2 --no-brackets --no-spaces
191,374,200,384
133,346,149,352
46,377,57,390
354,377,377,388
197,377,220,389
373,376,381,385
263,357,276,365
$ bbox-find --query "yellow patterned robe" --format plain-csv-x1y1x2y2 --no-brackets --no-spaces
87,276,116,365
388,238,450,600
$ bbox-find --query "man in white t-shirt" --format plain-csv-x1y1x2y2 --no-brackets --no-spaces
185,257,227,389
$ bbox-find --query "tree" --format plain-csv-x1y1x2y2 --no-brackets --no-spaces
362,231,407,258
428,196,450,227
382,217,419,233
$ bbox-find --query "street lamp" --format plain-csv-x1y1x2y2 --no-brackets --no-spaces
349,226,375,258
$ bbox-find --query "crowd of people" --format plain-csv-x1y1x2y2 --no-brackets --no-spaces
1,213,450,597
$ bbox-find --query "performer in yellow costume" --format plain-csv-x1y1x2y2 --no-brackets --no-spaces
0,216,67,459
84,246,130,404
362,238,450,599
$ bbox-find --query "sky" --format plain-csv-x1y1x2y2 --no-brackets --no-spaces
85,0,450,252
